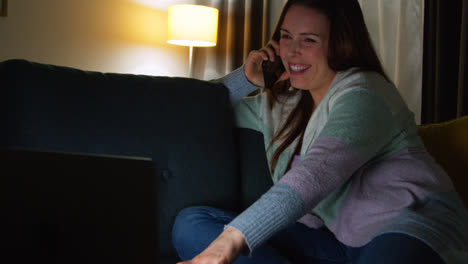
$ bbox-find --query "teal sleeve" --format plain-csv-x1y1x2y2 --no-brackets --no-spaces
232,94,264,132
319,88,399,164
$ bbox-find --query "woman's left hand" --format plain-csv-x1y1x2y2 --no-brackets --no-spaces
176,227,247,264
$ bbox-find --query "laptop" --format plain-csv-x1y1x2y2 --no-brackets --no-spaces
0,148,159,264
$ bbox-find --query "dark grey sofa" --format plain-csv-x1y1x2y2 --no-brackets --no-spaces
0,59,273,264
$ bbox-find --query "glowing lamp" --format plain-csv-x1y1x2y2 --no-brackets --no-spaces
167,4,219,77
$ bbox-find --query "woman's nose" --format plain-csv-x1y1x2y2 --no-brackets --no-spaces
287,40,301,56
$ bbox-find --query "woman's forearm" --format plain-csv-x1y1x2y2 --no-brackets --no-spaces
218,66,259,104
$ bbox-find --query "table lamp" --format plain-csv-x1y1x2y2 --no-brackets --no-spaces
167,4,219,77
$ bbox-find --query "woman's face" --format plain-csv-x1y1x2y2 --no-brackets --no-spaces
279,5,336,99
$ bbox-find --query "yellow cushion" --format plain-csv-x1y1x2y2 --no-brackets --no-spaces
418,116,468,206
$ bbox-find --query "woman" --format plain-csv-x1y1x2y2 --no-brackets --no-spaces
172,0,468,263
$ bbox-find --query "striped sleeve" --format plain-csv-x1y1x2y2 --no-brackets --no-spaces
217,66,260,104
278,88,399,225
227,88,400,252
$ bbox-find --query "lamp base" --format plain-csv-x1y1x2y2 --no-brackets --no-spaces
188,45,194,78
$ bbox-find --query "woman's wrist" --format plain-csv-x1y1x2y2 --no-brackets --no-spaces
217,226,247,260
224,226,246,248
176,227,247,264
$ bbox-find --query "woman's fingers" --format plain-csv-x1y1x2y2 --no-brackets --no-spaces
261,40,280,61
266,40,280,60
244,40,282,87
278,70,289,82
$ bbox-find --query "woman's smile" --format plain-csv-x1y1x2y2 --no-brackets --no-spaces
289,63,311,74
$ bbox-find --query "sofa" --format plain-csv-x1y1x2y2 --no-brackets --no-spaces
1,59,466,263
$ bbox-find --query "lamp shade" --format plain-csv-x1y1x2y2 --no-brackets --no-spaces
167,4,219,47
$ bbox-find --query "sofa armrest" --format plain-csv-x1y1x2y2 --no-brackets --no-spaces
418,116,468,206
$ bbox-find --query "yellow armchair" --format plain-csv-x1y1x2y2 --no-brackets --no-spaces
418,116,468,206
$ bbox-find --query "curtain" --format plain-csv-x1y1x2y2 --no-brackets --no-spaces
358,0,424,124
193,0,270,80
421,0,468,124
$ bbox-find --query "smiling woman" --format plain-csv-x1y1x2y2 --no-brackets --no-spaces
171,1,468,264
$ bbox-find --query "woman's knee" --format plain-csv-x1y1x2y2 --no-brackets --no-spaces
173,206,209,242
174,206,234,228
172,206,236,245
172,206,237,260
173,206,209,226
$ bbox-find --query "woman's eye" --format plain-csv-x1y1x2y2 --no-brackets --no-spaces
305,38,317,43
280,34,291,39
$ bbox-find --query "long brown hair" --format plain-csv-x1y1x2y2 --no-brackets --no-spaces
268,0,388,174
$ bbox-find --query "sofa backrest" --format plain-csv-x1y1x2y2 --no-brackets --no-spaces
0,59,240,257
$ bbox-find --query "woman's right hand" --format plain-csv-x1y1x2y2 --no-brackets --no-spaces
244,40,288,87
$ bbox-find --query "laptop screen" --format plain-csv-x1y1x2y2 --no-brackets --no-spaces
1,148,159,264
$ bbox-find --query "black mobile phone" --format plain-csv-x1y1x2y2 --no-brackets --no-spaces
262,56,285,89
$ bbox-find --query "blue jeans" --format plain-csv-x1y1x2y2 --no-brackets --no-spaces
172,206,445,264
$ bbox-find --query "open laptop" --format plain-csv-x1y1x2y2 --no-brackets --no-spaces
0,148,159,264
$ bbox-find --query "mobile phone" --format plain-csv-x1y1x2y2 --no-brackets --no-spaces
262,56,285,89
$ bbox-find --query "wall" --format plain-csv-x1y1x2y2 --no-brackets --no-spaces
0,0,189,76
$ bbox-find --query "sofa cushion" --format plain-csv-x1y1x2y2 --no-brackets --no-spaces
0,59,240,257
418,116,468,206
235,128,273,210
